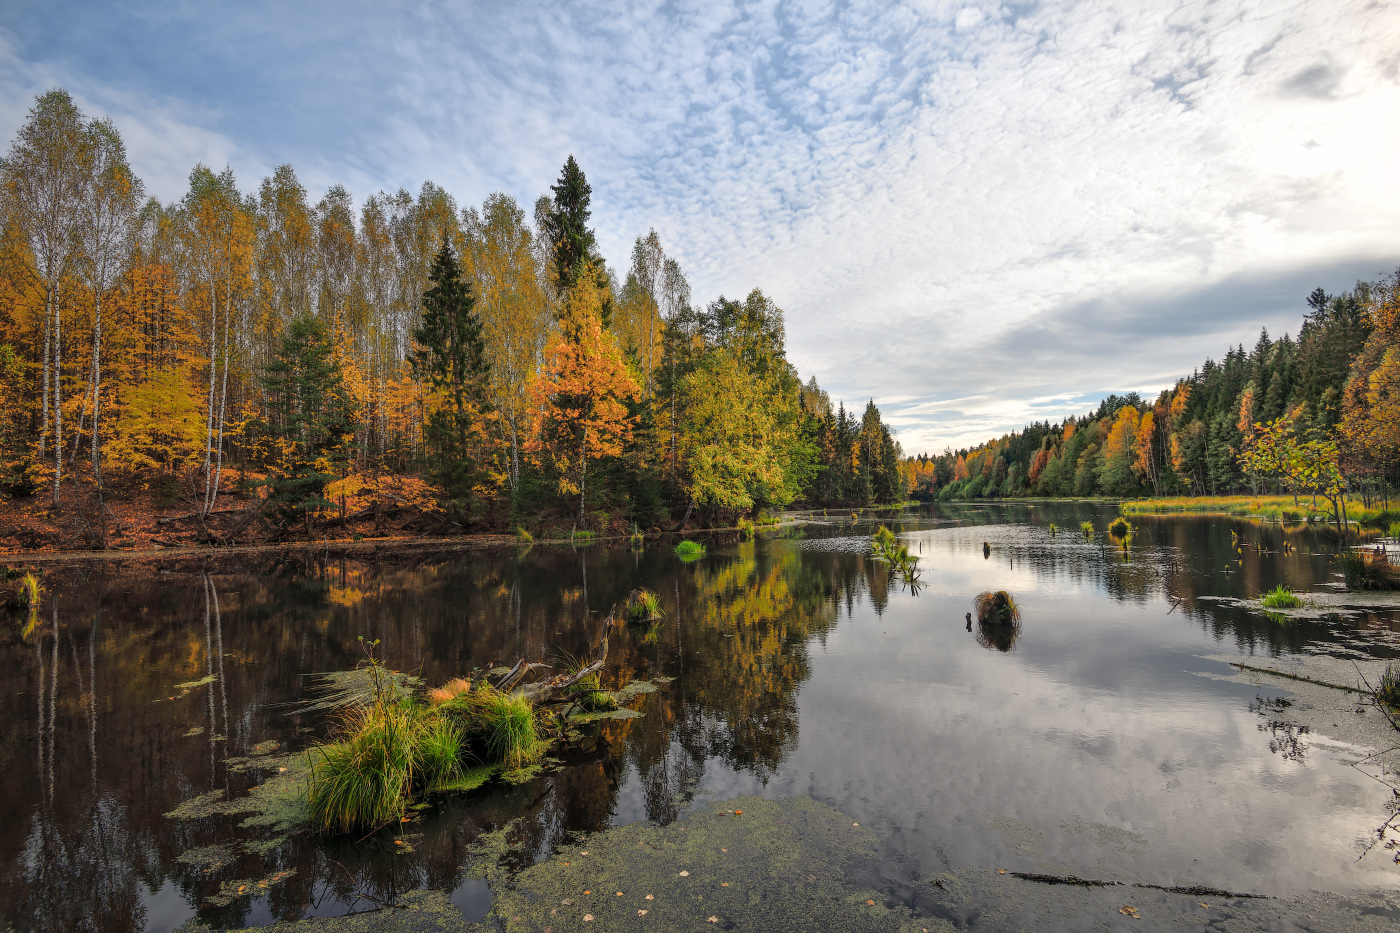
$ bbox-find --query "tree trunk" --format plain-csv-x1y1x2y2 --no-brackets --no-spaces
39,288,51,456
90,290,106,546
201,286,219,516
52,289,63,505
209,282,232,516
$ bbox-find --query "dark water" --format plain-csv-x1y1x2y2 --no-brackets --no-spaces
3,502,1398,932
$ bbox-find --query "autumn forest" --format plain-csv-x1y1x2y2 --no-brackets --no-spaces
0,90,909,548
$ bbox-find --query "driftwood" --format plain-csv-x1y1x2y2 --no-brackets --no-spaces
494,610,618,706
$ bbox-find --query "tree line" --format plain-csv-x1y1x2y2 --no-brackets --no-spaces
904,274,1400,508
0,90,906,544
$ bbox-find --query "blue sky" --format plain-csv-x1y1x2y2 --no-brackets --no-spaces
3,1,1397,452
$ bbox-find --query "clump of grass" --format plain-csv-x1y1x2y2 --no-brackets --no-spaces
628,525,645,550
1389,521,1400,540
413,718,464,791
427,677,472,707
1047,523,1058,535
737,516,755,540
1341,551,1400,591
448,688,544,770
1080,521,1094,538
1108,516,1133,537
974,590,1021,625
308,699,420,834
675,539,706,561
16,573,39,611
1260,584,1302,609
982,541,991,558
572,529,596,543
1378,663,1400,711
515,526,533,543
625,588,663,622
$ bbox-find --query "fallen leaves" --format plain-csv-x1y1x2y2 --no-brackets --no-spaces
645,894,654,900
678,870,690,877
561,899,574,906
638,909,648,916
996,869,1007,874
707,917,719,923
1119,905,1141,919
583,915,594,922
866,899,876,906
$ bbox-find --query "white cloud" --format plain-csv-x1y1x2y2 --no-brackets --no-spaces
2,1,1397,451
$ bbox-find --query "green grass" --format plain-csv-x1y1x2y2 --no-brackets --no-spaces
1120,495,1395,527
675,539,706,561
628,525,645,549
446,688,544,771
1389,522,1400,540
1260,584,1303,609
737,516,755,539
1079,521,1094,537
572,529,596,543
308,699,420,834
625,588,663,622
414,718,465,790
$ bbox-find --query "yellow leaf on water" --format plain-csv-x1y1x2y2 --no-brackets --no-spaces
867,899,876,906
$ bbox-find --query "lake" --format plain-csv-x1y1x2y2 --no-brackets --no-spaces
3,502,1398,931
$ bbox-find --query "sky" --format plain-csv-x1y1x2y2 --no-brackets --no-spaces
2,1,1397,453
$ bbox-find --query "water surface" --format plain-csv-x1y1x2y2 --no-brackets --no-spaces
3,502,1397,931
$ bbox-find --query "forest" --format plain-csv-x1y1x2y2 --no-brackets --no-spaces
905,274,1400,509
0,90,909,548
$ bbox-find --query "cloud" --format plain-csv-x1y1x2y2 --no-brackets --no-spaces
1,1,1397,453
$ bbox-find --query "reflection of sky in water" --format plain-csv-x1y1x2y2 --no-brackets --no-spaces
617,511,1399,898
4,501,1398,930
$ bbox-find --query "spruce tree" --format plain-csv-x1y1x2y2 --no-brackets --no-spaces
544,155,598,293
412,239,492,519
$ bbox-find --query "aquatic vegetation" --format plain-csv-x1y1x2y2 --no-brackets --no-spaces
446,687,545,771
974,590,1021,626
1108,516,1133,538
1340,550,1400,591
15,572,39,611
1260,585,1303,609
307,698,422,833
1378,663,1400,711
675,539,706,561
572,529,596,543
515,526,533,543
870,525,920,584
1389,521,1400,540
1047,523,1058,535
1080,520,1095,537
737,516,755,539
629,525,645,549
982,541,991,558
625,588,663,622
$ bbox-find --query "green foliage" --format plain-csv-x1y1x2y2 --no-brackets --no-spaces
1260,585,1303,609
515,526,533,543
1388,522,1400,540
1080,521,1095,537
542,155,600,296
413,718,465,791
412,240,493,518
675,539,706,561
1047,523,1058,535
737,516,755,539
871,525,920,584
307,699,419,834
447,689,544,771
259,313,358,533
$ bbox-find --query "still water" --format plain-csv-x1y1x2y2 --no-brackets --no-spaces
2,502,1398,931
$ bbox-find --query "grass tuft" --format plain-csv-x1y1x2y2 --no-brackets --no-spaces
447,688,544,771
1340,551,1400,591
675,539,706,561
1108,516,1133,538
427,677,472,707
1260,584,1302,609
515,527,533,543
1080,521,1094,537
737,516,755,540
307,700,419,834
625,588,663,622
1379,663,1400,710
1047,523,1058,535
16,573,40,610
973,590,1021,625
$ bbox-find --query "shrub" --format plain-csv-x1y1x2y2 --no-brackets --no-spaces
1260,585,1302,609
515,526,533,543
675,540,706,561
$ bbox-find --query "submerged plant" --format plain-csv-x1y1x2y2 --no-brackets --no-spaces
1260,585,1302,609
675,539,706,561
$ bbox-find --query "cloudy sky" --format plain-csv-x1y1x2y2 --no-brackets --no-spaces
2,1,1397,453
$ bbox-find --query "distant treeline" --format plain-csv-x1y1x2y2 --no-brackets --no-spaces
903,276,1400,506
0,89,908,544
